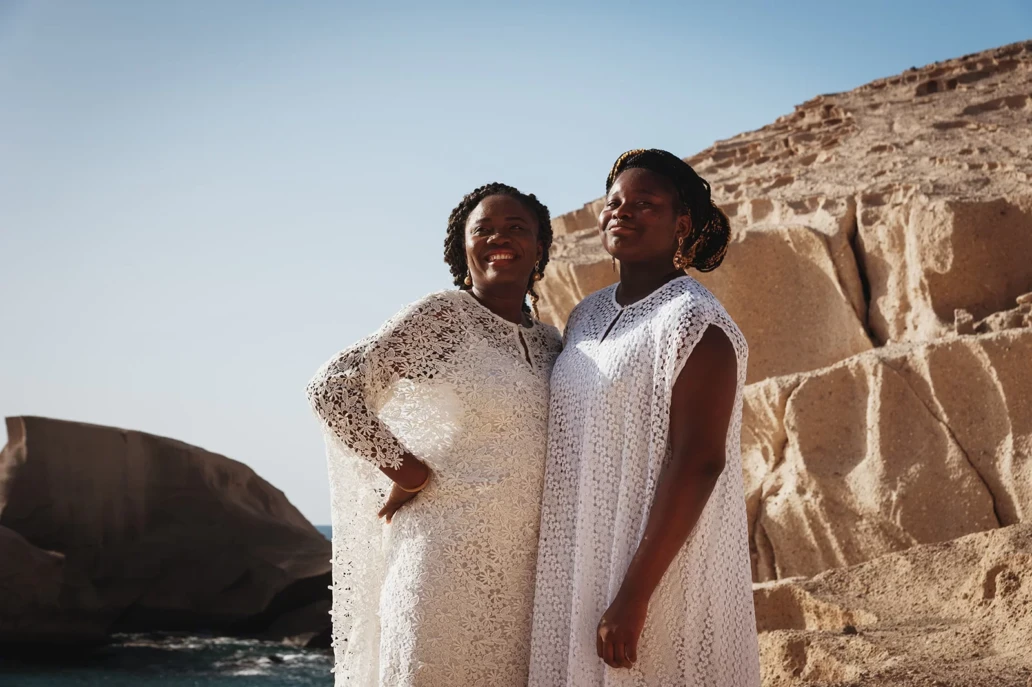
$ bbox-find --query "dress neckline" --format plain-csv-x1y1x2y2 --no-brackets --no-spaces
607,275,693,313
460,290,535,330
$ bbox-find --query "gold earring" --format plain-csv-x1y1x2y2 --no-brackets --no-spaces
533,261,543,281
672,236,688,271
464,274,472,287
674,235,698,273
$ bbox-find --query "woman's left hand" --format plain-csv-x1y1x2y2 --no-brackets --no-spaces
596,591,648,669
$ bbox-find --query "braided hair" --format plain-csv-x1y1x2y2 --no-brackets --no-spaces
443,182,553,314
606,149,731,272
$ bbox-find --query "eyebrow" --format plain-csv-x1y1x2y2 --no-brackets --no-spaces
609,187,664,197
474,216,529,222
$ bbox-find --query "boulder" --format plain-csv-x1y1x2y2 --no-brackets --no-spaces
0,416,331,644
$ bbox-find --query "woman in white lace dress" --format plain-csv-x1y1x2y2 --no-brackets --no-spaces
307,183,562,686
530,150,761,686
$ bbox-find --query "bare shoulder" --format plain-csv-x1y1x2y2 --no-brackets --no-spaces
691,325,736,370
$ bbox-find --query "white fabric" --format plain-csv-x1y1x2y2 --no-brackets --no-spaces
529,276,761,687
307,290,561,687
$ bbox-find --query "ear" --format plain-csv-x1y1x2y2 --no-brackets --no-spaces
675,212,693,241
535,241,544,265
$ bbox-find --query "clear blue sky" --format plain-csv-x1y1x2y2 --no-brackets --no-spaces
1,1,1028,524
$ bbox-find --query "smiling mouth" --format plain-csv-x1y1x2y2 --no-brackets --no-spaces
484,250,518,264
607,224,637,235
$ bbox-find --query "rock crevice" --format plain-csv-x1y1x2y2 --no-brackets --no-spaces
880,356,1002,527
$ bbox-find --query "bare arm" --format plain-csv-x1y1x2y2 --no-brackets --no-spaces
597,324,738,668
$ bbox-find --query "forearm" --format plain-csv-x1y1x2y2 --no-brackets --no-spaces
617,453,723,602
379,453,430,489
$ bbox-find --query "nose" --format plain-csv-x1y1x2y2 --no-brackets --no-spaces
613,200,632,220
485,230,514,245
482,225,516,242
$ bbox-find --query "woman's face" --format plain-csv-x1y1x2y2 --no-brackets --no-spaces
465,194,543,293
599,167,690,265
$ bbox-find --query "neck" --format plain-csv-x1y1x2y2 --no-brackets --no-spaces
469,284,527,325
615,259,685,307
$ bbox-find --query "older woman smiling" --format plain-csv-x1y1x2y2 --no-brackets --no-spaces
307,183,561,687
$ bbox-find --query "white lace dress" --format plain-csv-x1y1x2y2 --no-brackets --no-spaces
529,276,761,687
307,290,562,687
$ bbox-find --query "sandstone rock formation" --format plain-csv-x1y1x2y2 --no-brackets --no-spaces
743,328,1032,582
0,416,331,646
539,40,1032,686
755,524,1032,686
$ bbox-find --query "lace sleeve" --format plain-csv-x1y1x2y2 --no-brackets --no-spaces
670,293,718,383
306,293,460,470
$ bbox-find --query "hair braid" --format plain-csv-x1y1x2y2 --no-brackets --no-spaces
443,182,553,314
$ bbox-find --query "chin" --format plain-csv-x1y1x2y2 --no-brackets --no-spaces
480,271,532,290
603,241,643,265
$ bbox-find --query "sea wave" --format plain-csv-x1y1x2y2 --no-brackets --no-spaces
0,632,333,686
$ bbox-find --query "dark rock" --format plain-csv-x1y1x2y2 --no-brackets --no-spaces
0,416,331,645
305,625,332,650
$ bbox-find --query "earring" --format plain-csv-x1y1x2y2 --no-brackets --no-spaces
464,274,472,287
672,236,692,272
533,261,543,281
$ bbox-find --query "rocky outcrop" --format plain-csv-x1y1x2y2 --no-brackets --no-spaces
742,327,1032,582
0,416,331,645
754,524,1032,686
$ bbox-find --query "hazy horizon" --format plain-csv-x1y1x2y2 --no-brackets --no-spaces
2,1,1030,523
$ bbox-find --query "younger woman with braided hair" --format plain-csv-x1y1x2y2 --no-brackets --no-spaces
307,183,561,686
530,150,761,686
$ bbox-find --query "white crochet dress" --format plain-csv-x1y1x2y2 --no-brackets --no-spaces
307,290,561,686
529,276,761,687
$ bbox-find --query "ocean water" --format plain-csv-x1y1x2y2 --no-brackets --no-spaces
0,527,335,687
